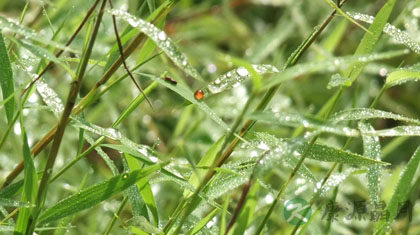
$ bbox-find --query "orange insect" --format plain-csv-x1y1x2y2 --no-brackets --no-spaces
194,89,205,100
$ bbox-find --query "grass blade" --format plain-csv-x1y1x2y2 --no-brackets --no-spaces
330,108,420,125
374,145,420,234
385,64,420,88
0,31,14,123
14,119,38,234
249,111,359,137
358,122,382,207
186,208,219,235
38,163,166,224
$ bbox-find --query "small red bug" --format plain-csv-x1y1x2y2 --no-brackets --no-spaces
194,89,205,100
164,76,177,85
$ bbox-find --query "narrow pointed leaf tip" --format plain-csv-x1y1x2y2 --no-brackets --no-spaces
385,64,420,88
108,9,200,80
206,64,279,94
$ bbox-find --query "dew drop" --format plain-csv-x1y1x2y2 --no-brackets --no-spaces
236,67,249,76
158,31,167,40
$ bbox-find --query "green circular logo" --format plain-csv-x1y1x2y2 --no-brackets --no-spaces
283,198,312,225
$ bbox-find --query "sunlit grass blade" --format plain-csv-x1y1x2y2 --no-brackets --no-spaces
36,78,65,117
146,75,229,130
38,163,166,224
262,49,407,90
365,125,420,137
348,12,420,54
0,31,14,123
186,208,219,235
14,119,38,234
325,0,371,34
204,64,278,94
248,111,359,137
109,9,200,80
330,108,420,124
341,0,396,83
385,64,420,88
374,145,420,234
0,15,78,53
184,137,224,198
289,139,388,166
0,197,31,208
358,122,382,207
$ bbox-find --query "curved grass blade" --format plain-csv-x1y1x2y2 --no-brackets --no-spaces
38,163,166,224
0,15,78,53
325,0,371,34
314,168,364,196
249,111,359,137
36,78,65,117
186,208,219,235
0,198,32,208
108,9,200,80
289,139,388,166
204,64,278,94
147,75,229,130
0,31,14,123
358,122,382,207
348,12,420,54
341,0,396,84
365,126,420,137
262,49,407,90
330,108,420,125
385,64,420,88
374,145,420,234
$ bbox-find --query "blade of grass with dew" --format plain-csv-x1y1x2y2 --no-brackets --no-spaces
0,31,14,123
204,64,278,95
384,64,420,88
146,75,229,130
85,134,119,175
14,119,38,234
7,36,76,78
36,78,65,117
248,111,359,137
348,12,420,54
0,15,79,53
327,73,352,89
0,198,31,208
186,208,219,235
364,125,420,137
329,108,420,125
374,145,420,234
122,155,147,218
262,49,406,90
325,0,371,34
315,168,365,196
125,153,159,226
288,139,388,166
342,0,396,84
184,137,225,198
358,122,382,207
108,9,200,80
38,163,166,224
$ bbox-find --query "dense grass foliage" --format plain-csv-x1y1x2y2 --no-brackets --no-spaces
1,0,420,234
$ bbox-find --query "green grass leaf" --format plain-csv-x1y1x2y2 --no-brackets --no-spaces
249,111,359,137
231,182,259,235
385,64,420,88
289,139,388,166
38,163,166,224
14,120,38,234
262,50,406,90
0,31,14,123
0,197,32,208
330,108,420,125
109,9,200,80
358,122,382,207
365,125,420,137
186,208,219,235
342,0,396,83
348,12,420,54
374,145,420,234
